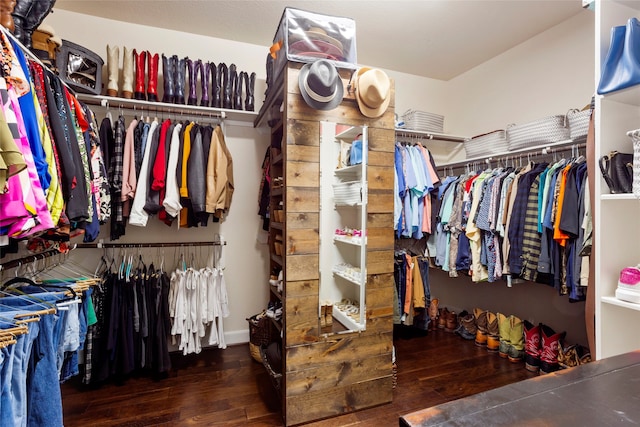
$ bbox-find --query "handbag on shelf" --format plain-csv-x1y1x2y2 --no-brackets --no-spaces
599,151,633,194
597,17,640,95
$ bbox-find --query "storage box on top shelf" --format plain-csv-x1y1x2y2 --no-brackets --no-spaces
271,7,357,82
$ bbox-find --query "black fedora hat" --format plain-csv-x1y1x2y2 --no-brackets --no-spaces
298,59,344,111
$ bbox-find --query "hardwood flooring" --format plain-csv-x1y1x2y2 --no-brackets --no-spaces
61,327,537,426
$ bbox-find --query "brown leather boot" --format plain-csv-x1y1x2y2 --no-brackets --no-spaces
438,307,449,330
444,310,458,333
486,312,499,353
456,311,477,340
474,308,488,347
428,298,439,331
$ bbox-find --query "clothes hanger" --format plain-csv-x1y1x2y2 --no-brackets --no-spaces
0,289,57,318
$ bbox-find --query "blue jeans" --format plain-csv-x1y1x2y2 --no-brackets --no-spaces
1,292,64,427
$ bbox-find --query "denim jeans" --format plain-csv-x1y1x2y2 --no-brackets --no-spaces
27,310,63,427
61,289,91,382
1,291,64,427
417,257,432,302
0,310,22,427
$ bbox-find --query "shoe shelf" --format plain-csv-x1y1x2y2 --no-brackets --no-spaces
333,235,366,246
600,194,640,201
270,285,283,301
76,94,258,125
318,123,368,335
332,305,365,332
332,268,363,286
270,253,283,266
334,164,362,180
598,84,640,108
601,296,640,312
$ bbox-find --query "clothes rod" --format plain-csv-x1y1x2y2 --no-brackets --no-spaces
75,241,226,249
395,128,467,143
437,139,586,170
76,94,229,120
0,249,60,271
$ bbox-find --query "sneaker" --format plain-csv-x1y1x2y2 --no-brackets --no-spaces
266,301,283,320
615,265,640,303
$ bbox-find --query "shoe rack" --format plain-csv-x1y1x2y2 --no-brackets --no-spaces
255,61,396,426
594,0,640,360
320,124,368,332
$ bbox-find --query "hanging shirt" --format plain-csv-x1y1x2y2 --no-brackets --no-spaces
129,119,159,226
163,123,183,218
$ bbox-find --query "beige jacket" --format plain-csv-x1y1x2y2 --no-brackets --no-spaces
206,125,234,218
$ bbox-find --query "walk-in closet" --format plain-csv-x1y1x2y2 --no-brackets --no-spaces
2,1,639,426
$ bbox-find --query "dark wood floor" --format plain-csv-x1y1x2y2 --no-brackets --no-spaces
61,327,537,426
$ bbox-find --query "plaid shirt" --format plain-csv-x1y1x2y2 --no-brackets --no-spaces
108,116,126,239
507,162,548,276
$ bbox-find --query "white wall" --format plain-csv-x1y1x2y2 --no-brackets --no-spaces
41,7,595,347
444,11,594,163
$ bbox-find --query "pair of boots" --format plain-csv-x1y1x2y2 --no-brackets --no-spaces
455,311,477,340
219,64,256,111
473,308,501,353
497,313,525,362
11,0,56,48
523,321,566,374
437,307,458,333
106,46,159,101
320,302,333,329
161,54,186,104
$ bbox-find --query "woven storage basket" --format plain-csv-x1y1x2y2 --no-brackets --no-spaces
249,342,262,363
567,109,591,141
464,130,508,158
247,314,276,362
401,109,444,133
260,344,283,392
506,115,570,151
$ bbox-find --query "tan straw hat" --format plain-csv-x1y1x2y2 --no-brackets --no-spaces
354,67,391,118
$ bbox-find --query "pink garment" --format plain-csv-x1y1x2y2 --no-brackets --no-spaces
3,80,54,237
417,145,439,234
121,119,138,201
0,172,33,233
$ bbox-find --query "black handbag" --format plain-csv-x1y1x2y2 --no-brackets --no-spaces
599,151,633,193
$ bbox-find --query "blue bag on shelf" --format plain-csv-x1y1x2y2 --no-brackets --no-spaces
597,17,640,95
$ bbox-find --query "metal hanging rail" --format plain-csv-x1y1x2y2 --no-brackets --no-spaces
76,93,258,126
0,249,60,271
395,128,468,143
75,240,226,249
436,138,587,171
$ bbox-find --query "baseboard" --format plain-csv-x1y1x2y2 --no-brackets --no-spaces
225,329,250,346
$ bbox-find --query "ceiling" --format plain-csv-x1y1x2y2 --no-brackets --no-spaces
53,0,586,81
